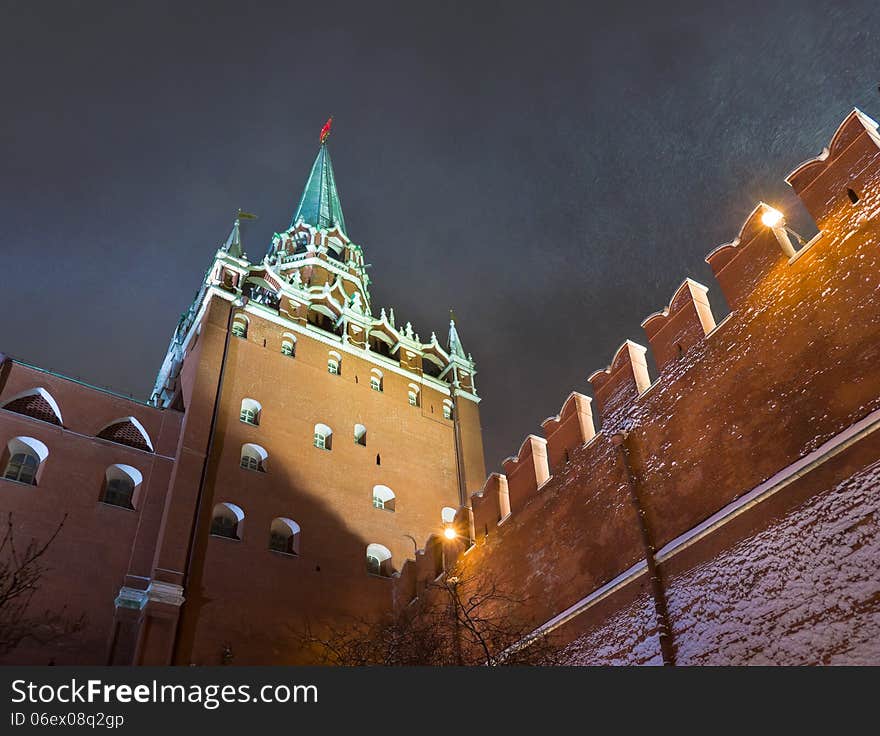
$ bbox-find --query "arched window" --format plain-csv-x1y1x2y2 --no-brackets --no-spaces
407,384,420,407
372,485,396,512
1,388,63,426
309,307,340,334
326,242,346,263
293,230,309,254
328,350,342,376
232,315,248,338
281,333,297,357
354,423,367,446
240,443,267,472
370,369,383,393
441,507,457,524
269,517,301,555
442,399,454,420
422,355,443,379
314,423,332,450
366,543,393,577
240,398,261,426
101,464,142,509
368,331,397,360
96,417,154,453
2,437,48,486
847,187,860,204
211,502,244,540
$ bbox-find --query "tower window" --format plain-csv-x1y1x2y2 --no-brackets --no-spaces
370,369,383,392
422,356,443,379
376,453,381,466
240,443,267,472
281,333,296,357
269,517,301,555
354,424,367,446
308,308,342,335
443,400,454,420
240,398,262,426
293,231,309,254
407,384,420,407
368,332,397,360
366,554,381,575
101,464,142,509
314,423,333,450
328,351,342,376
211,502,244,540
366,543,393,577
232,315,248,339
847,187,860,204
372,485,396,512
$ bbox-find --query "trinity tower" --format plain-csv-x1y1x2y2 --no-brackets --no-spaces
0,123,486,665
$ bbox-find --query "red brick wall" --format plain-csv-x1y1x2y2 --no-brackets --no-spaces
165,298,485,664
0,363,182,664
398,108,880,665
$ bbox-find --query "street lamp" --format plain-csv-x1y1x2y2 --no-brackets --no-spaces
760,205,805,258
760,206,784,228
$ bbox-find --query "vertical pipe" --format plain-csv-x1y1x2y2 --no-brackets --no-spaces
451,378,468,508
171,296,245,664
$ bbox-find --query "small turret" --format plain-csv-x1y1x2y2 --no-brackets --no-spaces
221,218,245,260
448,318,467,359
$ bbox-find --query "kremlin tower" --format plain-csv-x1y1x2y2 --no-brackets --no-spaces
141,123,487,664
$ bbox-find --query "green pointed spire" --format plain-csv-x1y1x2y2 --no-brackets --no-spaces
448,318,467,359
222,218,244,259
291,144,347,235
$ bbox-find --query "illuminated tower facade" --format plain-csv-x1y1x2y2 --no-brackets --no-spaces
133,129,486,664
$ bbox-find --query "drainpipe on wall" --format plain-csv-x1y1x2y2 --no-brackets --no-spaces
450,378,468,509
611,431,676,666
449,377,477,548
171,296,247,664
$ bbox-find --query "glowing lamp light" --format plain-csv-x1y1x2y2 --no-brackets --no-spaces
443,527,457,540
760,207,785,229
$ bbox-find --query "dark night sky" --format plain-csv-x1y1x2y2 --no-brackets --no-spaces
1,1,878,469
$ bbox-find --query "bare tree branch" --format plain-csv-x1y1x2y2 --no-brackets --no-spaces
295,565,563,666
0,513,85,658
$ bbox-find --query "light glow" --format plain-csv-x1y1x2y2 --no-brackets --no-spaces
760,207,784,228
443,527,457,540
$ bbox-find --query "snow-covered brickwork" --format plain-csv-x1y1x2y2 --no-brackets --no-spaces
561,593,661,666
395,108,880,666
563,461,880,665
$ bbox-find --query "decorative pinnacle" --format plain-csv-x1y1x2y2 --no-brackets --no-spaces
447,313,466,359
